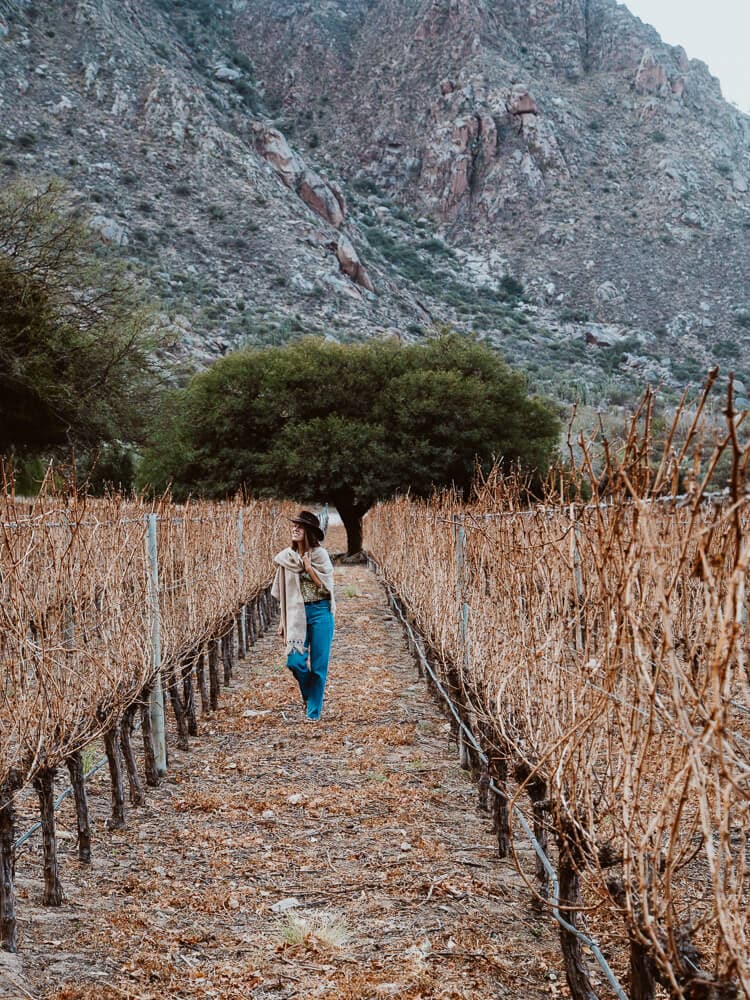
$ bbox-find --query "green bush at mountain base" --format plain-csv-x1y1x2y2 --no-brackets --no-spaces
139,334,561,553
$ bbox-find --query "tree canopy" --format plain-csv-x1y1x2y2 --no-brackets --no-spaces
0,180,161,464
140,335,561,552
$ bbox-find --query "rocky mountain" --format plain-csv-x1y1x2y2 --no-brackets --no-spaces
1,0,748,408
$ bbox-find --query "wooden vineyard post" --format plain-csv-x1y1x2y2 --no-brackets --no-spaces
146,513,167,777
32,768,64,906
65,751,92,862
0,775,21,951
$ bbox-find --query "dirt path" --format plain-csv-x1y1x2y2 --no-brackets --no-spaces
2,557,561,1000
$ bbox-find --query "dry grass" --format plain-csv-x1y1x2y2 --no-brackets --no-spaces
278,910,351,951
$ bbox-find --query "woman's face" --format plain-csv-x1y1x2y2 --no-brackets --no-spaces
291,523,306,546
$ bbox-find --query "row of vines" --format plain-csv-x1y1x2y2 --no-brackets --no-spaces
365,388,749,1000
0,490,293,952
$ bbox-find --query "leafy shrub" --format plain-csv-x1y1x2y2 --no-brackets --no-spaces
351,177,381,197
231,52,255,76
499,274,524,300
714,339,739,359
417,237,454,260
559,308,590,323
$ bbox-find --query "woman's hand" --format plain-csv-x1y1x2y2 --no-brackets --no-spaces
302,551,322,586
277,624,284,637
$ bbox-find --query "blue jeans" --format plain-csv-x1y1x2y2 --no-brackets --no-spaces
286,600,334,720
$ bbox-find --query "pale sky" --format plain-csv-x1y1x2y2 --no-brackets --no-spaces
622,0,750,113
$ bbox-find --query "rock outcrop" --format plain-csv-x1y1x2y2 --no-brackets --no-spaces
255,125,345,228
233,0,749,343
334,234,375,292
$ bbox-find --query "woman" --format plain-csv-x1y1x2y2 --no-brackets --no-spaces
271,510,335,722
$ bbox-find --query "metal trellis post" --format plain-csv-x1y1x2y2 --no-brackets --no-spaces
454,515,470,669
238,508,247,653
146,513,167,775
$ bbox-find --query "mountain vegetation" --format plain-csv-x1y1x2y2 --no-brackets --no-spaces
0,180,161,463
0,0,747,424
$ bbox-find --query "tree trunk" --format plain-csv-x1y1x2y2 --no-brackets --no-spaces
236,611,246,660
245,603,256,646
222,628,233,686
139,684,161,787
33,768,64,906
531,794,549,904
120,705,145,806
65,752,92,863
208,638,220,710
166,662,190,751
630,938,656,1000
557,832,599,1000
196,650,209,715
103,724,126,830
182,654,198,736
334,498,369,555
0,777,20,951
490,754,512,859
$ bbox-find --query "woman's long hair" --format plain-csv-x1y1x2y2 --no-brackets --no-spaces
291,526,318,552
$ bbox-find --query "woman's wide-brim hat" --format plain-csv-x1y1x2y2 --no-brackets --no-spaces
291,509,325,543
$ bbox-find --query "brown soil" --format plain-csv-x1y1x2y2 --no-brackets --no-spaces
1,549,562,1000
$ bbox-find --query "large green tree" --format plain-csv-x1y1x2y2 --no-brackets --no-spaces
140,334,561,552
0,180,161,464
